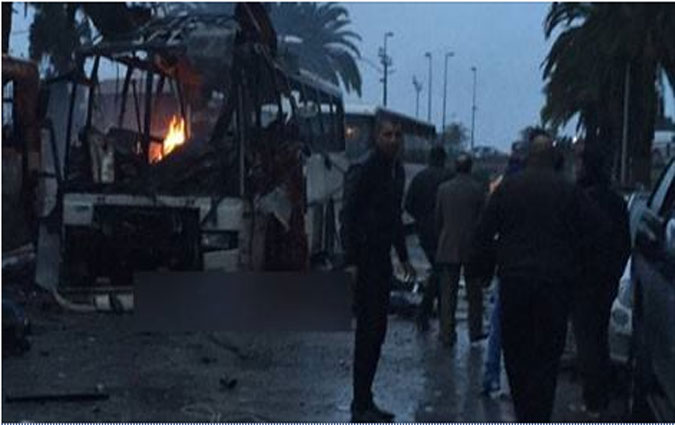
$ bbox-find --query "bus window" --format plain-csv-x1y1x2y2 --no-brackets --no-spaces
316,99,344,153
2,81,14,147
345,114,374,161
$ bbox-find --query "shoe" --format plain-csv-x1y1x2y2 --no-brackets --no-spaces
469,332,488,343
416,317,430,333
440,333,457,347
351,408,388,423
568,402,601,419
369,403,395,421
351,403,395,423
481,388,503,400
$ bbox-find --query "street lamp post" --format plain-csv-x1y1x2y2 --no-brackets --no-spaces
442,51,455,137
379,31,394,106
412,76,423,119
425,52,432,123
470,66,477,150
621,61,631,185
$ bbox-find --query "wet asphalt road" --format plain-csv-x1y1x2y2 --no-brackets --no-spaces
2,236,630,422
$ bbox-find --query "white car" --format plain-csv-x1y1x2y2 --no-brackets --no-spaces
609,257,633,363
607,190,649,364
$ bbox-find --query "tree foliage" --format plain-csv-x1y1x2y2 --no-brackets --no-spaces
269,2,362,95
440,122,469,154
541,2,675,185
163,2,363,96
28,3,152,75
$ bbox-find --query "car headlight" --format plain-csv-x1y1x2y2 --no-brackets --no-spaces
611,308,630,328
617,277,633,308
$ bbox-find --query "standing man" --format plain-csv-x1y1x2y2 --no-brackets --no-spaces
341,117,415,422
435,153,486,346
482,153,525,397
571,144,630,416
405,146,452,332
471,129,598,421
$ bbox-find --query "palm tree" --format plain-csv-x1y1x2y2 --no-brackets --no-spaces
28,3,152,75
29,3,92,75
542,3,675,185
3,2,12,54
268,2,362,96
164,2,363,96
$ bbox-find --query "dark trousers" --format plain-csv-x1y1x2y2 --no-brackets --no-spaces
438,263,484,341
500,277,571,422
572,277,617,410
352,256,391,411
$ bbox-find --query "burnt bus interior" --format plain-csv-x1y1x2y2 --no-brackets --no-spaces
42,6,343,289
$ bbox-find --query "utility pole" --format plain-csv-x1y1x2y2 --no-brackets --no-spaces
413,76,423,119
425,52,432,123
470,66,477,150
621,61,631,185
442,51,455,137
379,31,394,107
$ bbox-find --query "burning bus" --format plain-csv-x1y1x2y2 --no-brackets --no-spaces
35,4,345,298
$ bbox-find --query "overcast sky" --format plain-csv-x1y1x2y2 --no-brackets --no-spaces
7,2,675,152
342,2,675,151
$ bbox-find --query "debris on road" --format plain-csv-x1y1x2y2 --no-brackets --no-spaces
2,243,36,271
2,298,31,356
5,390,110,404
219,376,238,390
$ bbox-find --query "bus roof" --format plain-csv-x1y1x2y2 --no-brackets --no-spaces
345,104,436,138
290,69,343,101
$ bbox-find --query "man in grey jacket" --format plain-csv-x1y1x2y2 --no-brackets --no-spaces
435,154,487,346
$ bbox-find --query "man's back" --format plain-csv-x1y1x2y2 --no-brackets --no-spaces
585,184,630,284
477,166,592,284
405,166,452,251
406,166,451,222
435,174,485,264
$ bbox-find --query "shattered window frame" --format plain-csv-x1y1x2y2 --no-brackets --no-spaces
2,80,15,147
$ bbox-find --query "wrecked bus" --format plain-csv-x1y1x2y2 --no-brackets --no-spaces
2,55,44,251
35,5,345,298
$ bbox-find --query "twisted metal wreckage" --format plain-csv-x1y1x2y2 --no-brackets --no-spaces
34,3,347,310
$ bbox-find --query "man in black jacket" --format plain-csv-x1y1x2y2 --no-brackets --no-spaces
571,144,631,416
472,129,598,421
341,117,415,422
405,146,452,331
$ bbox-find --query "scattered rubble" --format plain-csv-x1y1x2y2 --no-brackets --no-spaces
219,376,238,391
2,298,31,357
5,390,109,404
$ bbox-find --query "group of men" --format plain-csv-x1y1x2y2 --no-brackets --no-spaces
341,118,631,422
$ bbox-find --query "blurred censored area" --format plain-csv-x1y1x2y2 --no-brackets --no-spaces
134,271,353,332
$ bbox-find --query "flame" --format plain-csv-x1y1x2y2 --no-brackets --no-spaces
149,115,186,163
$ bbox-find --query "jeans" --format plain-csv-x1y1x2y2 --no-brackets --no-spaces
483,283,501,392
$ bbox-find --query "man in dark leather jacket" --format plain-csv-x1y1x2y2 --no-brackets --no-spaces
571,144,631,416
471,129,599,421
404,146,452,331
340,117,415,423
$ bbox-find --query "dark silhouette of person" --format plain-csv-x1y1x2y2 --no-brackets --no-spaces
472,129,599,421
435,153,487,345
404,146,452,331
571,143,631,415
341,118,415,422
